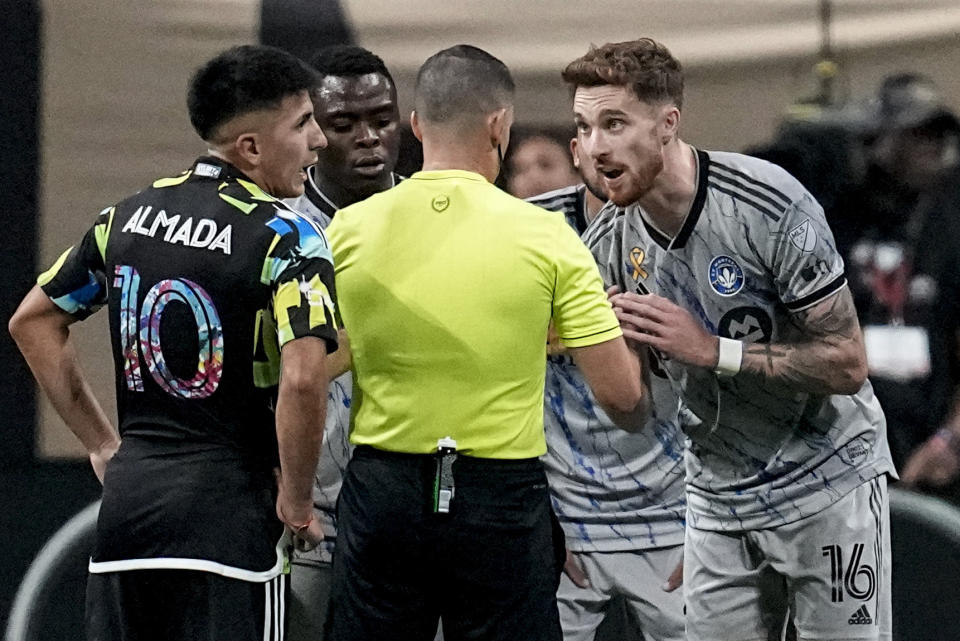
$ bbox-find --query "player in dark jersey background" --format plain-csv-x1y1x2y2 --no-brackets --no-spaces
9,45,337,641
283,44,403,641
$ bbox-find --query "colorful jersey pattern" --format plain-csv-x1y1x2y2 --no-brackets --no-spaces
39,156,338,577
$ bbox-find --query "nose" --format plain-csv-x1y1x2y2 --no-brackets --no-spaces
356,122,379,148
309,117,327,150
581,128,609,163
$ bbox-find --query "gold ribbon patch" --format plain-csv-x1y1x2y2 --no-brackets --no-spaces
630,247,647,280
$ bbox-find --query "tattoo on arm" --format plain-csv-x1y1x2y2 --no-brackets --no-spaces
740,288,866,395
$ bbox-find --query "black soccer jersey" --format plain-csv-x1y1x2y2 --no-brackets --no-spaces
39,156,338,579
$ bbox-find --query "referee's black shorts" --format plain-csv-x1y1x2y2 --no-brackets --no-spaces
86,569,288,641
326,445,565,641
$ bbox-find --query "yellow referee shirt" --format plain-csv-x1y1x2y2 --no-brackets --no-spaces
327,169,621,458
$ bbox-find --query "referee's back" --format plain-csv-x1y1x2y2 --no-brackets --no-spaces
328,169,621,459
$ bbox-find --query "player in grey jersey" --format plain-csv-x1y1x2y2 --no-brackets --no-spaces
566,39,896,641
283,44,402,641
529,139,685,641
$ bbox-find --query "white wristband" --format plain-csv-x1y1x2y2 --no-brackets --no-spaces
714,337,743,376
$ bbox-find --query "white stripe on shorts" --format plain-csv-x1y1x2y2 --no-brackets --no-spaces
263,579,272,641
261,576,286,641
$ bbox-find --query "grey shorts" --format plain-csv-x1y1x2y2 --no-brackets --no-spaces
288,561,333,641
685,475,891,641
557,546,684,641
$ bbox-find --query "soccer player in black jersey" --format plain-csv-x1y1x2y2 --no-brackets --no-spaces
9,45,336,641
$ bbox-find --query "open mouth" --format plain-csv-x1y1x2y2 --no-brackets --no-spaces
599,167,624,180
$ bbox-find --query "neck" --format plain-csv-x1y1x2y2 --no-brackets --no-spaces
419,125,499,182
583,189,605,224
207,148,264,188
311,168,389,209
636,139,698,237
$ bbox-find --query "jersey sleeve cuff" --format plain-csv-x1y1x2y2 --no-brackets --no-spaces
277,328,338,354
559,325,622,349
784,275,846,312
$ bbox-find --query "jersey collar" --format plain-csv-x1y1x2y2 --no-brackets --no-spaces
410,169,487,182
304,166,400,217
191,156,253,184
637,148,710,251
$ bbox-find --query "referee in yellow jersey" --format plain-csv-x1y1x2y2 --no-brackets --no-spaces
325,45,649,641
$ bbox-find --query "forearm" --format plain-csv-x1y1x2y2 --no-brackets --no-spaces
570,337,650,432
740,338,865,395
602,343,651,431
10,290,117,455
275,339,329,508
738,289,867,395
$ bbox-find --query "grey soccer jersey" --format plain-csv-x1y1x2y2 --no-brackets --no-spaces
530,186,686,551
584,149,896,532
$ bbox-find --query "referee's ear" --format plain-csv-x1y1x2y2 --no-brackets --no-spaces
487,106,513,152
410,110,424,142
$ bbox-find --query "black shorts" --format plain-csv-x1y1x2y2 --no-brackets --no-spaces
86,569,288,641
326,446,565,641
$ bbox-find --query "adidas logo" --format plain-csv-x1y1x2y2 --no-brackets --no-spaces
848,605,873,625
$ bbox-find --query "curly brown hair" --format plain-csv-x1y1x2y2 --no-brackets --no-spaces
561,38,684,110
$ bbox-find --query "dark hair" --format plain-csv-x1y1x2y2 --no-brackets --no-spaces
562,38,684,110
309,45,394,85
188,45,318,141
414,44,514,123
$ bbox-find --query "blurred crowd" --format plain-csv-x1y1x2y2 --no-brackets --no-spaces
499,73,960,505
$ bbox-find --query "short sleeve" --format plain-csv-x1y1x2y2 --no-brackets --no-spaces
38,207,113,319
552,218,622,348
266,211,339,351
769,192,847,312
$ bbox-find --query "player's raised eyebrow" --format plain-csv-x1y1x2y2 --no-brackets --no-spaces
574,107,630,122
597,108,629,118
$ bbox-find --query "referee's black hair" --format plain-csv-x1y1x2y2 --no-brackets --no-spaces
188,45,318,142
309,45,394,85
415,44,514,124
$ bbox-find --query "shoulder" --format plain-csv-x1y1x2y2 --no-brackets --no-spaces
488,186,567,220
334,187,395,224
582,202,624,250
704,149,816,223
526,184,583,210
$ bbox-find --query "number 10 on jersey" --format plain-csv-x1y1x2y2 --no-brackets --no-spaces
114,265,224,400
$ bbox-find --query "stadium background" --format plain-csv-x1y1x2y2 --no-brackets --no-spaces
3,0,960,636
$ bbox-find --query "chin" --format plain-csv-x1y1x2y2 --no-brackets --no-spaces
283,182,306,199
609,188,644,207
